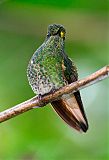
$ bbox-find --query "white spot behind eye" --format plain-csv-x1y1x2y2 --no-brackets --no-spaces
31,60,33,64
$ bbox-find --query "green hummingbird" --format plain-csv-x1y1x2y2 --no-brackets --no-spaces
27,24,88,132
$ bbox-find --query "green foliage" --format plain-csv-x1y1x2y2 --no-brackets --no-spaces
0,0,108,160
14,0,108,12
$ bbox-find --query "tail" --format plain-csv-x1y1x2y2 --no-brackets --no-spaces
51,91,88,132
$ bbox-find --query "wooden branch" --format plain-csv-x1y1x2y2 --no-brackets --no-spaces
0,65,109,123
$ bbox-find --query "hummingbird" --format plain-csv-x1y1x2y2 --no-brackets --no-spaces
27,24,88,132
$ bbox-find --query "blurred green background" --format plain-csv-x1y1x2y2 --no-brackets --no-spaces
0,0,108,160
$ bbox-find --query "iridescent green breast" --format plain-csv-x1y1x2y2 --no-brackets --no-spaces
27,36,65,95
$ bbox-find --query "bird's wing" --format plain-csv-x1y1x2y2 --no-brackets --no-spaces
63,53,88,123
51,53,88,132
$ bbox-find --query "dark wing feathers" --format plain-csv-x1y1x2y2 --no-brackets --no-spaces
51,52,88,131
63,53,88,125
63,53,78,83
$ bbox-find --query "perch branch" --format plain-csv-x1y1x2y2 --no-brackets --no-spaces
0,65,109,123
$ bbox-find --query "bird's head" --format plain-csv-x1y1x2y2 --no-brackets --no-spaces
47,24,66,40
